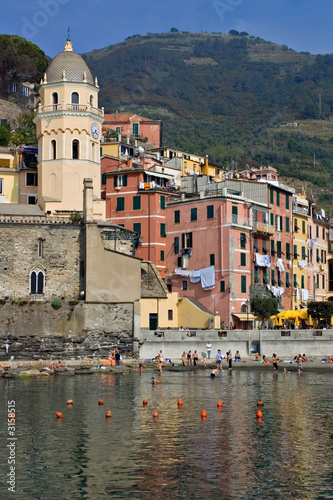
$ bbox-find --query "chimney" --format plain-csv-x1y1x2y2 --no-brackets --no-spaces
116,110,118,118
83,178,94,223
127,157,132,168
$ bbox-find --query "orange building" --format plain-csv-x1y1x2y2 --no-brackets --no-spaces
103,156,180,278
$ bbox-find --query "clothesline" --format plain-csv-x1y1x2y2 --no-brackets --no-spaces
175,265,215,290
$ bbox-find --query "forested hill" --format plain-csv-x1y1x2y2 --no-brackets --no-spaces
83,31,333,209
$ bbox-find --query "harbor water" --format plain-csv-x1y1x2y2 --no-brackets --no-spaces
0,368,332,499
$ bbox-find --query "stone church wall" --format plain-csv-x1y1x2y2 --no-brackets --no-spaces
0,221,82,300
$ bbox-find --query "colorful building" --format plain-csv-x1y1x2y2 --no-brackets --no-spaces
103,113,162,148
103,157,181,278
292,195,309,309
308,204,329,302
0,147,19,204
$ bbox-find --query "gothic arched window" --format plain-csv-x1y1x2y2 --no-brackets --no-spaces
30,268,44,294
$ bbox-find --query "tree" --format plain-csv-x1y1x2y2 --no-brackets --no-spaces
0,35,48,98
0,122,10,146
170,28,179,33
10,111,36,146
307,301,333,327
250,298,278,321
228,30,240,36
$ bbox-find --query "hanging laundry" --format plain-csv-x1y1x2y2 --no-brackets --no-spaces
190,269,201,283
276,259,285,272
298,260,307,269
200,266,215,290
301,289,309,302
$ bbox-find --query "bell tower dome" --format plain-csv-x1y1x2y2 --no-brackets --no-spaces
34,39,105,219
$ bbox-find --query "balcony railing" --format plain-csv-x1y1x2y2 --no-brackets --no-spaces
293,206,308,216
36,103,104,116
252,221,275,235
225,215,251,227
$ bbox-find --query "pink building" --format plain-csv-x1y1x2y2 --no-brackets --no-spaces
165,174,295,328
166,192,253,328
103,113,162,148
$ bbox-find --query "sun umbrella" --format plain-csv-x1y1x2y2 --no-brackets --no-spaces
294,316,300,327
308,315,313,326
298,308,308,320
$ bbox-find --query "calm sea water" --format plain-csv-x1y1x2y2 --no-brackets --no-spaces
0,369,332,500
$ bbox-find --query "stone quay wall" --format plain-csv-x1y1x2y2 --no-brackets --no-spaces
0,301,135,360
138,329,333,360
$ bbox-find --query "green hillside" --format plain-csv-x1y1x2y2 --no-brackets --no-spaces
83,31,333,208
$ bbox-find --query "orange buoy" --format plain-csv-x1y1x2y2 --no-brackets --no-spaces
143,399,148,406
217,401,223,407
66,399,73,405
105,410,112,418
256,410,263,418
56,412,63,419
177,399,183,406
153,412,159,418
98,399,104,405
201,410,207,418
257,401,264,406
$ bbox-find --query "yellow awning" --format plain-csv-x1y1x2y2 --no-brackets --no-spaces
232,313,260,321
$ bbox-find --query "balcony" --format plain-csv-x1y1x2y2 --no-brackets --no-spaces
36,103,104,117
252,221,275,235
225,215,251,228
293,206,308,216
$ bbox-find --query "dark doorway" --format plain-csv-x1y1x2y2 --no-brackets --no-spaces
149,313,158,330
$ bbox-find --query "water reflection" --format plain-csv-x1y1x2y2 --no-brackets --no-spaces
0,370,332,499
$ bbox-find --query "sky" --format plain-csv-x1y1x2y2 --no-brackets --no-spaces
1,0,332,58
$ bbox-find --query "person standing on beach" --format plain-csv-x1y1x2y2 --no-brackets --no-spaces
206,341,212,359
114,348,121,366
187,350,192,366
216,349,223,371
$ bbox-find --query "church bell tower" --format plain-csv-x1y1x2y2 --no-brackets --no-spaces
34,39,105,218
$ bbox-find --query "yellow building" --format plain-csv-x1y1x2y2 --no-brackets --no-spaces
100,141,120,158
161,147,223,180
292,195,309,309
0,148,19,203
34,39,105,218
140,292,220,330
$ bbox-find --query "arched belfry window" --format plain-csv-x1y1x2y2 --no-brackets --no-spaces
52,92,58,108
51,139,57,159
30,268,45,295
72,139,79,159
71,92,79,111
71,92,79,104
89,95,94,106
